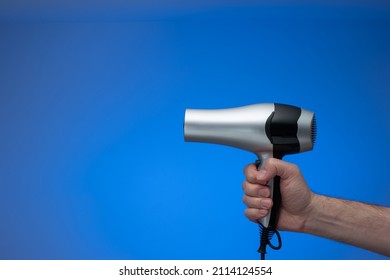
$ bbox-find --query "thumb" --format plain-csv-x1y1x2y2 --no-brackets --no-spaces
257,158,300,183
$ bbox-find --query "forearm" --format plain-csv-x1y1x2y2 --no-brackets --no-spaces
303,194,390,257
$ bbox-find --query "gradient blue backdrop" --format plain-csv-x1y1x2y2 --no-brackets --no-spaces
0,2,389,260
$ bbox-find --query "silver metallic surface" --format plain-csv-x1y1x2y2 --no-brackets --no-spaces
297,109,315,152
184,103,275,159
257,152,274,228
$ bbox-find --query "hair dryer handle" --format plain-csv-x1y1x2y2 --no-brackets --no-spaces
256,153,282,230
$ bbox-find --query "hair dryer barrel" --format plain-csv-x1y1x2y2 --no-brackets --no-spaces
184,104,275,157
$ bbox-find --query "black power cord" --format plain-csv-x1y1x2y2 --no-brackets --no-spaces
257,223,282,260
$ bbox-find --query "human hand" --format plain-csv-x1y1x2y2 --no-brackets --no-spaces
242,158,315,232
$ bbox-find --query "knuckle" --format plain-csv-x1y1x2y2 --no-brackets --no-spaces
241,180,248,191
245,208,267,222
247,172,256,182
243,163,255,176
267,158,278,165
249,172,260,183
289,163,299,173
244,209,258,222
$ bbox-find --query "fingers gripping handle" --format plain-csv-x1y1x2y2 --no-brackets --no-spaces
255,154,282,230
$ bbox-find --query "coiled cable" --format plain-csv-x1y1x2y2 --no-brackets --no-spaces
257,223,282,260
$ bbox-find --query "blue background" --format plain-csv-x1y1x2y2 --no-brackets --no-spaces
0,1,389,260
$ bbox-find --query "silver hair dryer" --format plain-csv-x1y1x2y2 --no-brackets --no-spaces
184,103,316,259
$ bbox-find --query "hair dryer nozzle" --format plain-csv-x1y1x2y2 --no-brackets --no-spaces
296,108,316,153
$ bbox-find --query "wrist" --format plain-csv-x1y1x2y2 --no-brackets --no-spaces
300,193,325,234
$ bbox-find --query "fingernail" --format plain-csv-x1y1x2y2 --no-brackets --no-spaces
258,209,268,216
257,169,267,180
261,199,271,208
258,189,268,197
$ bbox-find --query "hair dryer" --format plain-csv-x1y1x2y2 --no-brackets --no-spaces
183,103,316,259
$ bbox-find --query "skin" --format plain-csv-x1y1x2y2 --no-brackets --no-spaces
242,158,390,257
